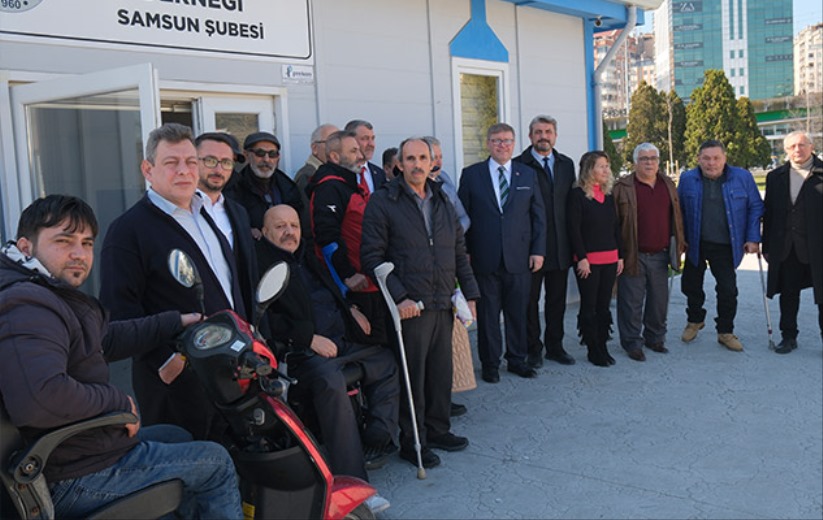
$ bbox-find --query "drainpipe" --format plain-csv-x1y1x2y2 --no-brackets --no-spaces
593,5,637,150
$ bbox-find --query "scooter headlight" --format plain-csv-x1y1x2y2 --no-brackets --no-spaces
192,323,234,350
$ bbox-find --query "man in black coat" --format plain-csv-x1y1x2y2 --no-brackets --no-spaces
361,138,480,469
195,132,259,313
763,130,823,353
100,123,253,442
513,115,577,367
256,204,400,483
224,131,309,239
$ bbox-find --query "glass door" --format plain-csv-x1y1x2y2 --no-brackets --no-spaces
9,63,160,293
196,96,276,149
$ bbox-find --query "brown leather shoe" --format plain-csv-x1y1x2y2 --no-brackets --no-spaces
717,333,743,352
645,342,669,353
627,349,646,362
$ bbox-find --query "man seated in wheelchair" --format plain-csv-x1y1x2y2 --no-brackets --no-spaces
0,195,242,519
256,205,400,478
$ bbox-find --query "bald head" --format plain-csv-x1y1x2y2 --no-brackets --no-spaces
262,204,301,253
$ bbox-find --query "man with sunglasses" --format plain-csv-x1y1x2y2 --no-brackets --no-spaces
225,131,308,240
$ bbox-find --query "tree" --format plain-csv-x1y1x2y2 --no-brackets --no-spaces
683,69,737,166
730,97,772,169
603,121,622,177
624,81,667,164
665,90,687,172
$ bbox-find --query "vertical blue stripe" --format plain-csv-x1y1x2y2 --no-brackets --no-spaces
584,19,596,150
737,0,743,39
729,0,735,39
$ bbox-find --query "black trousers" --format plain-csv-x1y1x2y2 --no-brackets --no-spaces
527,267,570,356
395,309,453,451
681,241,738,333
290,343,399,480
777,246,823,340
576,263,617,348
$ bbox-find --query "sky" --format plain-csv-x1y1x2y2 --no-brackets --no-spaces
636,0,823,35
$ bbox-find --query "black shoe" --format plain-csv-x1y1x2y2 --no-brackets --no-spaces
400,446,441,468
627,349,646,362
545,349,576,365
427,432,469,452
527,351,544,368
775,338,798,354
364,442,399,471
507,365,538,378
645,341,669,353
481,367,500,383
450,402,467,417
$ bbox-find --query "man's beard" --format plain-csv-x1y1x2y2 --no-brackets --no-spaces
250,162,275,179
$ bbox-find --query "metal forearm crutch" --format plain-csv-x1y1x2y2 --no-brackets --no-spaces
374,262,426,480
756,252,776,350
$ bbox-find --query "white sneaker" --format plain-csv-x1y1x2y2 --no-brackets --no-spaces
365,493,391,514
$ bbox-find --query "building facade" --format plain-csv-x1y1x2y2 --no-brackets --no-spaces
795,23,823,95
594,30,656,118
0,0,656,244
654,0,793,101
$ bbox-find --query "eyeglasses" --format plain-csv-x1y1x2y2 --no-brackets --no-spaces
637,156,659,163
249,148,280,159
489,138,515,146
199,156,235,170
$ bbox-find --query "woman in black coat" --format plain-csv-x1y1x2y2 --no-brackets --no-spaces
568,151,624,366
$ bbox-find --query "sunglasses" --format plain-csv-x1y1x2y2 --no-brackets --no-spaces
249,148,280,159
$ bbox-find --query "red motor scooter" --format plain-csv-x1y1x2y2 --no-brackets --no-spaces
167,249,378,520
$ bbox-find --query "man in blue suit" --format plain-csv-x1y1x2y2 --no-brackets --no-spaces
458,123,547,382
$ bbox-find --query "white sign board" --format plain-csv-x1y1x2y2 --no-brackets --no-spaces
0,0,312,61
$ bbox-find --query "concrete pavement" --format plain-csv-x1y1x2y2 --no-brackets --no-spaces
371,259,823,519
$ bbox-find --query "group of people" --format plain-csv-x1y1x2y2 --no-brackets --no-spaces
0,111,820,518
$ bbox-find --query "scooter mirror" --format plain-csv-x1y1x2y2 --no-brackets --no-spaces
168,249,201,288
256,261,289,305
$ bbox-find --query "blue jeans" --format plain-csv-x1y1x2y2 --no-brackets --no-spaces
49,427,242,519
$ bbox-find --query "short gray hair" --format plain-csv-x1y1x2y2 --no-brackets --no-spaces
486,123,515,140
784,130,812,148
422,136,441,148
633,142,660,163
310,123,337,144
398,137,433,160
145,123,195,164
528,115,557,134
325,130,357,156
344,119,374,133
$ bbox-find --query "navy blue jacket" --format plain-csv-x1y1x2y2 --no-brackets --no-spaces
458,159,547,275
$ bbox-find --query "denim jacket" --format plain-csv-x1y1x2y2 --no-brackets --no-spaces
677,164,764,268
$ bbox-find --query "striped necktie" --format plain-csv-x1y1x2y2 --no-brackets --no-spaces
498,166,509,207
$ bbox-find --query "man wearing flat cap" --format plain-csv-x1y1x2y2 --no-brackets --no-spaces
225,131,309,240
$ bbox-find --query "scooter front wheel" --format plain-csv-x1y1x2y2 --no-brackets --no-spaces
343,504,376,520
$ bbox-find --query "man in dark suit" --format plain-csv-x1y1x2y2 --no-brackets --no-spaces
100,123,253,442
514,115,577,368
763,130,823,353
195,132,259,313
458,123,547,382
344,119,388,195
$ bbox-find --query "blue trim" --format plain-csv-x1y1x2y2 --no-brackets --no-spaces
504,0,645,31
583,19,597,150
450,0,509,62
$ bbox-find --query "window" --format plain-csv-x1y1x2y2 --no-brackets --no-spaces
451,58,509,175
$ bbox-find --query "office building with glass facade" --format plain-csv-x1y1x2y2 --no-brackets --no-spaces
655,0,793,101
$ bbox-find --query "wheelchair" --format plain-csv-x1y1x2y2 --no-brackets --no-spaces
1,404,182,520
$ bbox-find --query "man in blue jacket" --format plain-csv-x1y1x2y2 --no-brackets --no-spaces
677,140,764,351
